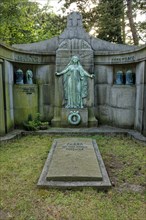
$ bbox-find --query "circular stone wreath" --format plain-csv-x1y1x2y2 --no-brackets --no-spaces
68,111,81,125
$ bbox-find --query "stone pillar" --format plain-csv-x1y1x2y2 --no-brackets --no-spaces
142,61,146,136
36,65,55,122
135,61,145,132
3,60,14,132
94,65,113,124
0,59,5,135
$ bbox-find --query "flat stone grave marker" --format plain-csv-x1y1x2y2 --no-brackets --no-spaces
37,138,111,189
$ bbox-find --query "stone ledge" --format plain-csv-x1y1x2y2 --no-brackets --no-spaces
0,126,146,144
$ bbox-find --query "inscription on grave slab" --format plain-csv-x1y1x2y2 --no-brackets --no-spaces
46,138,102,181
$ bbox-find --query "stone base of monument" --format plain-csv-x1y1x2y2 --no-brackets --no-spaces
61,108,88,127
37,138,111,190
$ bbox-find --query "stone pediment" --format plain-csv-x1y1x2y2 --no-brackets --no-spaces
12,11,139,53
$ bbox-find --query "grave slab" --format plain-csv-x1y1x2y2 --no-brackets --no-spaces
37,138,111,189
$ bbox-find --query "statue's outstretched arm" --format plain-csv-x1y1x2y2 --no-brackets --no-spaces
80,66,94,78
56,67,69,76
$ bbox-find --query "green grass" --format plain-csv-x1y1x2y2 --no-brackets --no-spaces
0,135,145,220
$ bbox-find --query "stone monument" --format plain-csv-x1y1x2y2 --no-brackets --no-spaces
37,138,111,189
52,12,97,127
0,11,146,136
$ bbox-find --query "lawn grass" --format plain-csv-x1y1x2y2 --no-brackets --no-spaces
0,135,145,220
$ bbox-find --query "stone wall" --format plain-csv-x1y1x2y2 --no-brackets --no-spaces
13,85,38,125
94,64,136,128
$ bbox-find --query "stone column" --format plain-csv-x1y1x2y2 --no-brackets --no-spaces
3,60,14,132
0,59,5,135
94,65,113,124
135,61,145,132
36,65,55,122
142,61,146,136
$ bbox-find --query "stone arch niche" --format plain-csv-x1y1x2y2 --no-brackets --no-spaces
51,38,98,127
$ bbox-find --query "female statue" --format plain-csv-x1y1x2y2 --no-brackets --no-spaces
26,69,33,84
56,56,94,108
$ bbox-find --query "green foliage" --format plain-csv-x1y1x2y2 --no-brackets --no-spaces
23,113,49,131
0,0,65,45
33,112,41,126
61,0,146,45
0,0,40,44
0,0,145,45
132,0,146,44
61,0,124,43
0,135,145,219
97,0,124,43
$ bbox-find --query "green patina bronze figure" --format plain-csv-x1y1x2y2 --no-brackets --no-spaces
56,56,94,108
15,68,24,84
126,70,134,85
26,69,33,84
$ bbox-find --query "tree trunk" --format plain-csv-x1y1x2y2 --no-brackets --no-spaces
122,2,126,44
126,0,139,45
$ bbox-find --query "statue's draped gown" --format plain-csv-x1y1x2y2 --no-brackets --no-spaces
63,64,88,108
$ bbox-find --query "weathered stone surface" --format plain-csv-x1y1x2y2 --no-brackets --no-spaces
12,37,59,53
36,65,55,84
110,85,136,108
38,138,111,189
95,106,111,124
111,108,135,128
47,138,102,181
13,85,38,125
61,108,88,127
91,37,137,52
136,61,145,84
95,84,107,105
107,66,114,84
0,62,5,135
43,104,54,121
135,110,143,131
94,65,108,84
135,84,144,131
135,85,144,110
3,61,14,132
143,83,146,136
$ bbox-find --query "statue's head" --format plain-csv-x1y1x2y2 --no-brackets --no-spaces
71,56,80,64
26,69,33,77
16,69,23,75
